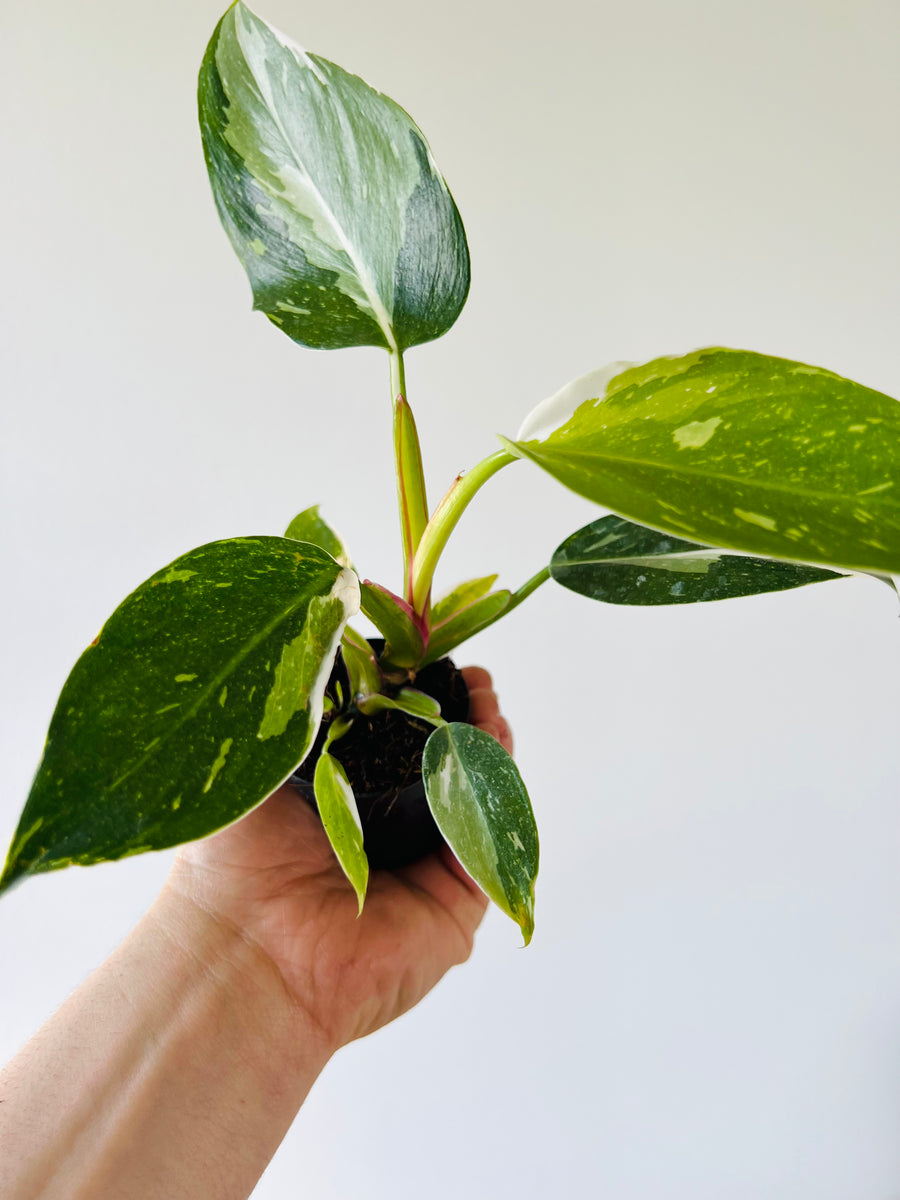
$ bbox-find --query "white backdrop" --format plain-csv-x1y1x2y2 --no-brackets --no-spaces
2,0,899,1196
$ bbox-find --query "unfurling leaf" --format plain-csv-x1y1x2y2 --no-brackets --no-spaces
199,2,469,353
422,590,511,665
423,724,538,944
359,581,425,668
551,514,843,605
0,539,359,895
508,349,900,575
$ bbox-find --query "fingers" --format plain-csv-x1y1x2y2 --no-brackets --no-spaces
461,666,514,755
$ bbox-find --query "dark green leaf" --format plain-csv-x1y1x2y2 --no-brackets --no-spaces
423,724,538,944
551,514,843,605
508,349,900,575
199,2,469,353
0,539,359,894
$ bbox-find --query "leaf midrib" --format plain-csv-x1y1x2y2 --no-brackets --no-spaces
525,443,900,515
104,576,337,797
229,15,398,351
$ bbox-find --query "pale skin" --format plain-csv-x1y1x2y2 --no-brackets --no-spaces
0,667,513,1200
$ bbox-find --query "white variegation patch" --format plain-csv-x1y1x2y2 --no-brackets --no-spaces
517,361,634,443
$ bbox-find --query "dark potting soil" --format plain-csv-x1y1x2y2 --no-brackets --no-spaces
289,651,469,869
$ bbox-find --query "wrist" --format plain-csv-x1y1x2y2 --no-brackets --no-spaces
154,869,338,1068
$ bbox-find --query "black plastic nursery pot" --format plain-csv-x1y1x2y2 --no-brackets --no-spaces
289,645,469,869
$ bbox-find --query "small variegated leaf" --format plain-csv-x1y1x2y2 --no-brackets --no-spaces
285,505,352,567
341,627,382,699
423,724,538,944
422,590,511,666
199,2,469,353
357,687,443,725
0,539,359,895
507,349,900,575
314,751,368,912
431,574,499,625
359,581,425,668
551,514,843,605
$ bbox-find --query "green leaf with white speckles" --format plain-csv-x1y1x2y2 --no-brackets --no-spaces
422,724,538,944
0,538,359,896
314,751,368,912
506,349,900,575
199,2,469,353
551,514,843,605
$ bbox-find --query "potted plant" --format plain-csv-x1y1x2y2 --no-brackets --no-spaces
1,0,897,947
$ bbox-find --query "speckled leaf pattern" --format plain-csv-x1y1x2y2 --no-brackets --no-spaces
423,724,538,944
314,752,368,912
199,2,469,352
0,539,359,894
551,514,843,605
285,505,352,567
508,349,900,575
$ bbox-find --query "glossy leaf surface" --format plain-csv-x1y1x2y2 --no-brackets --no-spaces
423,590,511,666
199,2,469,353
1,539,359,894
285,505,352,567
551,514,842,605
431,574,498,625
359,582,425,668
314,751,368,912
423,724,538,944
509,349,900,575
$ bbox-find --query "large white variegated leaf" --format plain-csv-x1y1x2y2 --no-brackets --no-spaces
508,349,900,575
199,2,470,353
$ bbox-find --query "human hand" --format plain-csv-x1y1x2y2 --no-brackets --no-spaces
164,667,512,1053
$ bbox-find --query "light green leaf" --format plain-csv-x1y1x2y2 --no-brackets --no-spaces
314,751,368,912
423,724,538,944
357,687,443,725
199,2,469,353
0,539,359,895
507,349,900,575
341,627,382,699
422,590,511,666
359,582,425,668
431,575,498,625
551,514,843,605
285,505,352,567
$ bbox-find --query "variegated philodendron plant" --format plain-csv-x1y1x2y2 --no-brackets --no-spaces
3,1,899,944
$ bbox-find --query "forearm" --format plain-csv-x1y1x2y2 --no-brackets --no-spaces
0,883,333,1200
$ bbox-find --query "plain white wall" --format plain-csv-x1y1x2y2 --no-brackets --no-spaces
2,0,899,1196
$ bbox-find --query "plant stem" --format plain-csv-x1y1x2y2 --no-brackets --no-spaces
506,565,551,613
390,351,429,603
410,449,517,615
